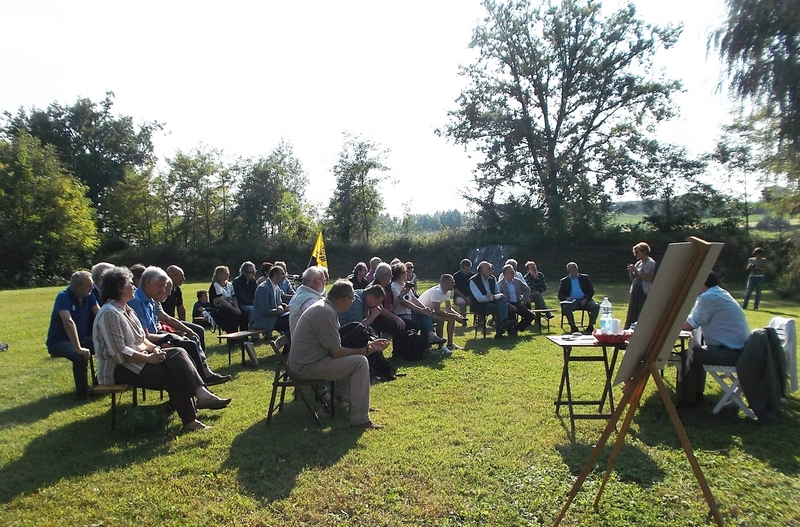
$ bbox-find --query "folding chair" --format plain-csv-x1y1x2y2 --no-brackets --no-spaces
768,316,797,393
702,364,756,419
560,305,586,330
698,328,755,419
266,334,334,426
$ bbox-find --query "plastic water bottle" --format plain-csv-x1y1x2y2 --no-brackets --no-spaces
600,297,613,332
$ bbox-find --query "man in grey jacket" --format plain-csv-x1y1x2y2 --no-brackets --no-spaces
498,264,536,334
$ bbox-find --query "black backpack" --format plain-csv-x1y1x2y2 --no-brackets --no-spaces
393,330,426,361
340,322,397,379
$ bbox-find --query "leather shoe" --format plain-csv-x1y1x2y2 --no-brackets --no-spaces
429,335,447,345
196,397,231,410
205,372,231,386
183,420,211,432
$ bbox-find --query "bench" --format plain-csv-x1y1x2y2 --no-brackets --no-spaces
218,330,264,366
531,309,558,334
91,383,137,429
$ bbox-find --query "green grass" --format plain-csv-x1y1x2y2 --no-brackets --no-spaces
1,281,799,526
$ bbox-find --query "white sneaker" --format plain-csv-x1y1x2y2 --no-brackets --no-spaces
449,343,463,350
440,345,453,355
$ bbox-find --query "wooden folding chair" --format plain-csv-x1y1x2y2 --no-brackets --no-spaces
266,334,334,426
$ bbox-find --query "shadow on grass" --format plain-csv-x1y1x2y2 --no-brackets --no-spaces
555,441,665,487
0,392,83,431
223,413,362,502
753,308,798,319
633,390,800,476
0,413,174,504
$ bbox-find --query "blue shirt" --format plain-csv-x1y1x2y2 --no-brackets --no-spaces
128,286,158,333
46,287,97,348
686,286,750,349
569,276,585,300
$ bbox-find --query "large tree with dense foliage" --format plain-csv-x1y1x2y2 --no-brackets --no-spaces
0,131,99,286
440,0,682,235
233,141,313,240
325,133,388,244
2,92,161,209
103,167,165,250
163,147,227,247
714,0,800,155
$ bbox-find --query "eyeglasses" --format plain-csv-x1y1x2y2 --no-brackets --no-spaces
406,266,414,269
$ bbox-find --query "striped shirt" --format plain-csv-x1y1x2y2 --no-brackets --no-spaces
93,300,148,384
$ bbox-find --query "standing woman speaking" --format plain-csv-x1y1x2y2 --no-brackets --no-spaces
624,242,656,329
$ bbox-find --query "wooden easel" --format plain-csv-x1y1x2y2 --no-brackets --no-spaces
553,237,725,527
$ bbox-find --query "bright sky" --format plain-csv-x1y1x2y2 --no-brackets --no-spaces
0,0,735,217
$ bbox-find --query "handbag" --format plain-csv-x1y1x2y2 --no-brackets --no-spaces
132,401,171,433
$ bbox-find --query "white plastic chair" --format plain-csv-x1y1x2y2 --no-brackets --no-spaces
768,316,797,394
700,327,757,419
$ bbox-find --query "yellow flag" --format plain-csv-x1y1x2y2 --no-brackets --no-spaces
311,232,327,267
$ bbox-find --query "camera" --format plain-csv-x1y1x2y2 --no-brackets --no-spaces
405,281,415,288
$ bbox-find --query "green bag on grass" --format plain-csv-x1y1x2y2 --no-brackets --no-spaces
133,402,171,433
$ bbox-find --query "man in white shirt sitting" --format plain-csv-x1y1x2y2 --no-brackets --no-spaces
419,274,467,354
677,272,751,407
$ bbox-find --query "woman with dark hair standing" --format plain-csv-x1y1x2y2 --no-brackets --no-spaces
743,247,766,309
624,242,656,329
93,266,231,432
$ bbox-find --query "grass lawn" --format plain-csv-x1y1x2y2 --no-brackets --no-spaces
0,280,798,526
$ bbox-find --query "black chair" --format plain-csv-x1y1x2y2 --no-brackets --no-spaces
266,335,334,426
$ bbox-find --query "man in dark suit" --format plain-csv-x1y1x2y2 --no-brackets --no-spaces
558,262,600,334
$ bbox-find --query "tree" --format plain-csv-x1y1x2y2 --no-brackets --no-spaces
440,0,682,235
165,147,226,247
103,167,166,250
621,140,707,232
325,133,388,243
711,121,763,233
2,92,161,210
0,131,99,286
714,0,800,155
233,141,313,240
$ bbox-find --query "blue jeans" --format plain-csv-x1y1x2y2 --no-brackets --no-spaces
239,305,254,330
476,298,510,335
48,336,93,396
410,312,435,333
743,275,765,309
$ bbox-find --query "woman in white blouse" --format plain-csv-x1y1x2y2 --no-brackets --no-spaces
209,265,242,333
93,266,231,432
624,242,656,329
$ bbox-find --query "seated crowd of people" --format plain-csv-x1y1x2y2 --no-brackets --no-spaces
45,255,606,431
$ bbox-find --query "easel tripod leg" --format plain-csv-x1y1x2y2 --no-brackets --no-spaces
650,363,724,527
593,372,649,510
551,374,638,527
